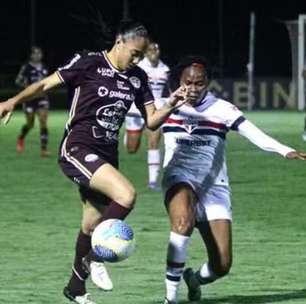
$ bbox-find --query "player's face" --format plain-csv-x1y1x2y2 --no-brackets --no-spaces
30,48,43,63
180,66,208,105
146,43,160,65
116,37,148,70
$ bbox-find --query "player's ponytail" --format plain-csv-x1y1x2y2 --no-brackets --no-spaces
71,0,148,50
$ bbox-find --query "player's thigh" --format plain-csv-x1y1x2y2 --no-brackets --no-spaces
90,163,136,208
126,130,142,153
165,183,197,235
146,128,161,149
37,108,48,128
196,186,232,271
25,111,35,127
125,116,144,152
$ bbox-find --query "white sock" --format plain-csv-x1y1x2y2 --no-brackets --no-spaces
123,132,127,146
165,232,190,302
197,262,219,284
147,149,160,184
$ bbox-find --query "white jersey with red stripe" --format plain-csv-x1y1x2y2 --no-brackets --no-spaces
160,92,244,190
128,57,169,116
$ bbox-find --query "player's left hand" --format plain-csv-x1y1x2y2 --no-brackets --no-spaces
286,151,306,160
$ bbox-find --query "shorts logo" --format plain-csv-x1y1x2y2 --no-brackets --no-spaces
98,86,109,97
129,76,141,89
85,154,99,162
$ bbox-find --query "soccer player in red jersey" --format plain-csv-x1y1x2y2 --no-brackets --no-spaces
0,21,188,304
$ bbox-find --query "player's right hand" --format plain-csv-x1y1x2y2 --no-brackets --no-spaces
167,85,190,110
0,99,15,125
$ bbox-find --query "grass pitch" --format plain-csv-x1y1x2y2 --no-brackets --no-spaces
1,111,306,304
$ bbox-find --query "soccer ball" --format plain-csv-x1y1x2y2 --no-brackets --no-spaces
91,219,135,263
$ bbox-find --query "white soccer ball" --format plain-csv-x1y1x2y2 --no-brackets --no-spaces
91,219,135,262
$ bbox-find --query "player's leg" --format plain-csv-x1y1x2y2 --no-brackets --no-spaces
302,115,306,141
183,186,232,301
163,183,197,304
124,116,144,153
65,199,107,299
146,128,162,190
37,105,50,156
17,108,35,153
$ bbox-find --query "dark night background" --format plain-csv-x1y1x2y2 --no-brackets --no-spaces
1,0,306,80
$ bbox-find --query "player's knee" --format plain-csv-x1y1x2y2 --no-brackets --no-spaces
115,187,137,209
211,258,232,277
126,146,138,154
172,216,194,235
81,220,99,235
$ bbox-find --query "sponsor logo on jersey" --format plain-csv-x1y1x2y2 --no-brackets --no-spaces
109,90,135,101
95,100,127,142
129,76,141,89
117,80,130,91
176,138,211,147
98,86,109,97
85,154,99,162
97,67,115,78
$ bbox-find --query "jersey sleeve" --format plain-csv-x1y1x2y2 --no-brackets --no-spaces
15,64,28,87
237,120,295,157
221,101,245,130
56,53,88,87
134,71,154,113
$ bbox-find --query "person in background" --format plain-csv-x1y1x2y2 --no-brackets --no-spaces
124,41,170,190
15,46,50,157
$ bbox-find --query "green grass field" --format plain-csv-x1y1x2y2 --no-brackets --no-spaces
1,111,306,304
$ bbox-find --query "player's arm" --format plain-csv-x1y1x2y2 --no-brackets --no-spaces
144,86,188,130
237,119,306,160
15,65,28,88
0,72,62,124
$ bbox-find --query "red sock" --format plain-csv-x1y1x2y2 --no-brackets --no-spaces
101,201,132,221
67,230,91,296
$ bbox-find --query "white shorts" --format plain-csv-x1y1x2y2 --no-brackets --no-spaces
162,173,232,222
125,115,145,131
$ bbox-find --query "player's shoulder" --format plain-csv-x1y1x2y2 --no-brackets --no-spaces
129,65,149,81
158,60,170,72
77,50,104,63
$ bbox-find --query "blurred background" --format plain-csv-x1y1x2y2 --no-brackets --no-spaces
1,0,306,109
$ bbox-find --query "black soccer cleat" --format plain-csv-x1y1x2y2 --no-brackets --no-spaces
183,268,202,301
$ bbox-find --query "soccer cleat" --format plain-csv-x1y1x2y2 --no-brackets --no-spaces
302,131,306,142
163,298,177,304
183,268,202,302
83,258,113,291
63,287,96,304
40,149,51,157
148,182,162,192
16,138,24,153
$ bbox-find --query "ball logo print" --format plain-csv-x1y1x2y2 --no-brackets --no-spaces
91,219,135,262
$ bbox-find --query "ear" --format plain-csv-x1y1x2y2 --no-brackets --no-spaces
116,35,123,45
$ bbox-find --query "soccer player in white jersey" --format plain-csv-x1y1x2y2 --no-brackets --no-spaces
124,41,170,190
160,56,306,304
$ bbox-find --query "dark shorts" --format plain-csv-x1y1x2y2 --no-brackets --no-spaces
58,142,118,207
23,98,49,113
